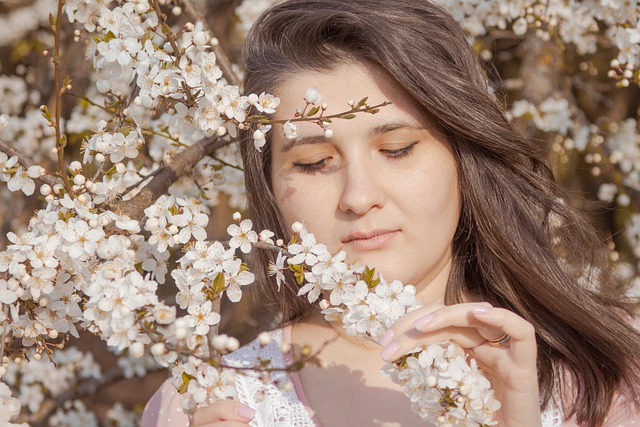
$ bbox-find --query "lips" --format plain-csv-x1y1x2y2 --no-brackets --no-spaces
341,229,399,251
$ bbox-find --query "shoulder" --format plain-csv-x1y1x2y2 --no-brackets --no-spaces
140,379,190,427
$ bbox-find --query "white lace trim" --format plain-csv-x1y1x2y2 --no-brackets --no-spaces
224,329,562,427
223,329,316,427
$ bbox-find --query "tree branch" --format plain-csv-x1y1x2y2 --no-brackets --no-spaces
0,138,60,187
108,136,235,220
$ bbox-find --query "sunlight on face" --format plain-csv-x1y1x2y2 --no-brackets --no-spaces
270,62,461,304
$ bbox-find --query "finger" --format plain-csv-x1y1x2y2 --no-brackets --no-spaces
377,303,446,347
413,303,505,341
191,400,255,426
380,325,486,361
471,306,537,367
380,303,497,361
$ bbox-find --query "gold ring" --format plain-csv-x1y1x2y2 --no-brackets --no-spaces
486,333,511,347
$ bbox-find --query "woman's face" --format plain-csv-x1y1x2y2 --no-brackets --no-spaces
270,62,460,303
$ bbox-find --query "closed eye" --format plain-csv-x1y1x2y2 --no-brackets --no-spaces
292,157,330,173
381,141,419,159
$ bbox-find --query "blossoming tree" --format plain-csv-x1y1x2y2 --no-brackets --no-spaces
0,0,638,425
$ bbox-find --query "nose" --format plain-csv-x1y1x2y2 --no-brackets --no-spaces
337,160,386,215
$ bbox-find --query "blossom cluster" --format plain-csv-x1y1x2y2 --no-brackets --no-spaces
0,346,140,427
383,345,499,425
435,0,640,79
286,226,499,425
169,220,499,425
0,188,226,422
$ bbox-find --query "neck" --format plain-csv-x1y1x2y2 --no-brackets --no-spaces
304,307,381,351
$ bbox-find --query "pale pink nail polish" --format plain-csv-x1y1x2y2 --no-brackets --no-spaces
414,314,434,330
472,306,490,314
237,405,256,420
380,342,399,361
379,329,395,347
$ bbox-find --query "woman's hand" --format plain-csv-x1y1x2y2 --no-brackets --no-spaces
378,302,541,427
190,400,255,427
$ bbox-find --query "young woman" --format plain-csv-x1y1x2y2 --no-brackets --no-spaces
142,0,640,425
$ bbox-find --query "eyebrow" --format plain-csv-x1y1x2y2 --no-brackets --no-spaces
280,121,423,152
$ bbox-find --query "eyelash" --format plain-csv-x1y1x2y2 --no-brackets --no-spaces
381,141,418,159
293,158,329,173
292,141,419,173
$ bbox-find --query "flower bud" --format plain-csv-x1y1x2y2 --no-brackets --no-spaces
129,342,145,358
135,3,148,13
257,332,272,345
233,212,242,222
291,222,303,233
150,342,166,356
226,337,240,352
73,174,86,186
96,79,111,94
212,334,228,351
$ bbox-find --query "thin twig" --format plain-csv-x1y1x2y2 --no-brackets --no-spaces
0,138,59,187
120,167,164,198
181,0,240,87
151,0,196,106
0,306,9,365
52,0,73,196
210,155,243,172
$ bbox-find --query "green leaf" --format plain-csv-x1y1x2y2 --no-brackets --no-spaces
211,272,226,294
307,106,320,117
40,105,52,122
177,372,196,394
356,96,368,109
362,266,380,288
340,113,356,120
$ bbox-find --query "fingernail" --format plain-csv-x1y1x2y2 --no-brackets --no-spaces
378,329,394,347
237,405,256,420
380,342,399,361
473,306,490,314
414,314,434,330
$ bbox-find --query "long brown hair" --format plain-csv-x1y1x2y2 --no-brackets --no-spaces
238,0,640,424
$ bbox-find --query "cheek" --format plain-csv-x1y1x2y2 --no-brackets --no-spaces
273,176,314,224
273,176,337,236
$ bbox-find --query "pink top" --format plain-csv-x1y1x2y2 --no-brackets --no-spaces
141,326,639,427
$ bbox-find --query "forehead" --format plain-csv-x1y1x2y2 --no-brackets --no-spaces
271,61,428,130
